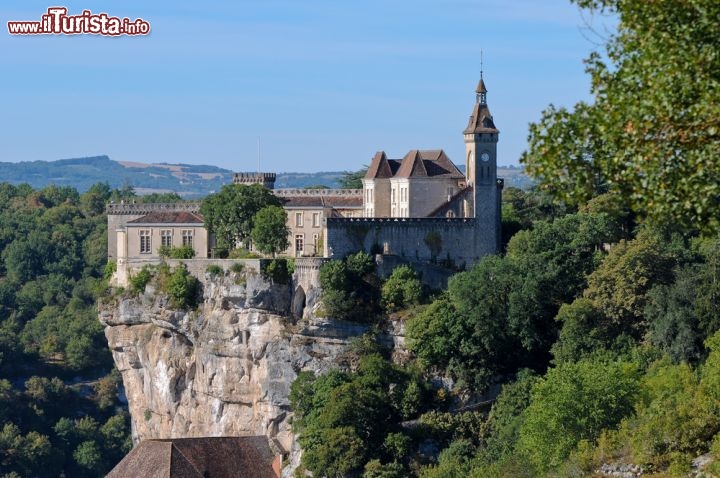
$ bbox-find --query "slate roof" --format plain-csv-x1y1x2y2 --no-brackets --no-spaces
281,195,363,209
105,436,279,478
464,102,499,134
365,150,463,180
127,211,204,225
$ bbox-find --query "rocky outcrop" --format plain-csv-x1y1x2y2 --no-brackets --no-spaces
99,265,400,470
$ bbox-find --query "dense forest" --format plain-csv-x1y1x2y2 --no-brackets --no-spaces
0,183,142,477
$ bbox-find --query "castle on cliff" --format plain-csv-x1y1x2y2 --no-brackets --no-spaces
107,74,502,279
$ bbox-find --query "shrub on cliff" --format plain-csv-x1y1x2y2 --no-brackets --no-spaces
163,265,200,309
319,251,380,322
381,265,422,313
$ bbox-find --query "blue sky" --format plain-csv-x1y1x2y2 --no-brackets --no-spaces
0,1,615,173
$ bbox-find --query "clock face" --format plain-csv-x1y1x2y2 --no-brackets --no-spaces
480,151,491,162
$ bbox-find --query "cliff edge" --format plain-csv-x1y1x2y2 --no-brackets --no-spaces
98,263,384,467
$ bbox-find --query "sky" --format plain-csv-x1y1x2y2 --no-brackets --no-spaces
0,1,616,173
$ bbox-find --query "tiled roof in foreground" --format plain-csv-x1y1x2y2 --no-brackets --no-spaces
106,436,279,478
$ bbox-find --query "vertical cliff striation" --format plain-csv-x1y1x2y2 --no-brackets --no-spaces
98,264,382,461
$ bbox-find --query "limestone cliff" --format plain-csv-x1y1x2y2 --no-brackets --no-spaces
98,263,387,469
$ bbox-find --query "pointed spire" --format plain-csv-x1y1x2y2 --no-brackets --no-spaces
476,51,487,104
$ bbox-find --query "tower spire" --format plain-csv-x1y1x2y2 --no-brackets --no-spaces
475,51,487,104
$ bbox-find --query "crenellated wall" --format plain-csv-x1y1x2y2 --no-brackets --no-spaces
325,217,494,268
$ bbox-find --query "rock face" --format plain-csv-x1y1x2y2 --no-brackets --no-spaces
99,265,389,466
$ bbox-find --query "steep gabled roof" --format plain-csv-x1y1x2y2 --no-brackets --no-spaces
106,437,279,478
365,151,394,179
395,150,427,178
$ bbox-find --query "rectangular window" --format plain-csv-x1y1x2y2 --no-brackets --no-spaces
295,212,303,227
313,233,319,255
295,234,304,256
182,229,193,247
391,189,396,203
139,229,151,254
312,212,321,228
160,229,172,247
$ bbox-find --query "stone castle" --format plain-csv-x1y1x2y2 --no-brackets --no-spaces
108,74,502,281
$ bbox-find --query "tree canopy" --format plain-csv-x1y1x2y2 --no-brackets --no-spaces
199,183,282,249
521,0,720,233
250,205,290,256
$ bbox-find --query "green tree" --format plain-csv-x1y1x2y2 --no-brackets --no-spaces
521,0,720,233
251,205,289,256
381,265,422,312
339,167,367,189
517,358,639,473
199,183,282,249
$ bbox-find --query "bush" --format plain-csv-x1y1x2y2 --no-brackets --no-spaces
230,262,245,274
206,264,224,277
263,259,291,284
103,261,116,280
319,252,380,322
129,266,153,294
164,265,200,309
381,265,423,312
228,248,261,259
169,245,195,259
158,245,195,259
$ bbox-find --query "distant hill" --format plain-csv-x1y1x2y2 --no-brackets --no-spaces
0,156,532,198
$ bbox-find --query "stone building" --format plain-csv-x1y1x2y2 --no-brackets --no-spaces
108,74,502,276
274,188,362,257
362,149,467,218
326,74,502,266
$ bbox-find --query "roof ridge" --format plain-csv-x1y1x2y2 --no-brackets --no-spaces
170,443,205,478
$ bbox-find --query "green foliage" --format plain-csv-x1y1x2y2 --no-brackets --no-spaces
158,244,196,259
0,181,129,478
646,236,720,363
103,261,116,280
319,252,380,322
381,265,422,312
229,262,245,274
205,264,224,277
583,228,680,340
419,411,487,446
480,369,539,463
200,183,282,249
522,0,720,233
128,266,153,295
227,247,261,259
339,167,367,189
251,205,289,256
262,259,292,285
290,352,429,476
404,211,615,392
516,358,639,473
164,265,200,309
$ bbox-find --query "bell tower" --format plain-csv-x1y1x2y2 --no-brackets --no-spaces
463,70,502,253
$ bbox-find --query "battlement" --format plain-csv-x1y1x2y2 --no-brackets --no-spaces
274,188,363,198
233,172,277,189
326,216,476,226
106,202,200,215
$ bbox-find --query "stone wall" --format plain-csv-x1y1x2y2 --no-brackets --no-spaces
326,217,494,269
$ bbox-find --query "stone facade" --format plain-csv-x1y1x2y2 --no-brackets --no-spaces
274,188,362,257
332,74,503,265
